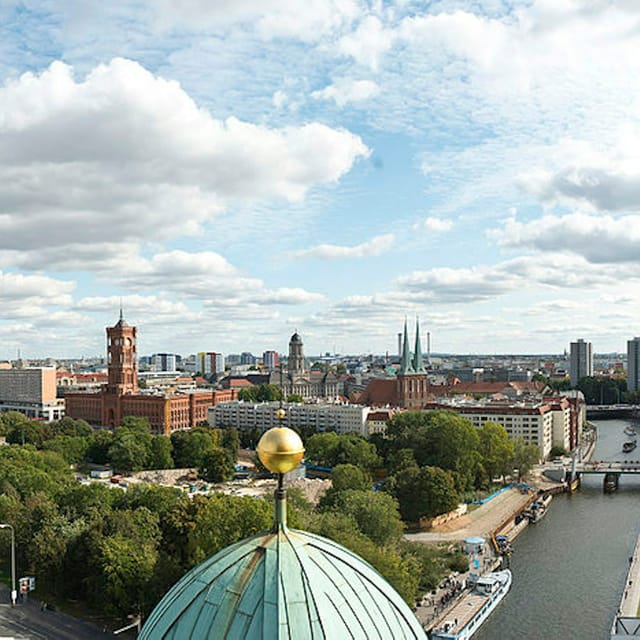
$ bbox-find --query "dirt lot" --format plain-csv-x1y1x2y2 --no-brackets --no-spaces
405,486,535,543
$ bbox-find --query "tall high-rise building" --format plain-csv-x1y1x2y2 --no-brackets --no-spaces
628,337,640,392
240,352,257,366
569,339,593,387
197,352,225,376
152,353,177,372
262,350,279,370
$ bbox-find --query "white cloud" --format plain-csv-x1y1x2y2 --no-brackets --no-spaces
150,0,363,42
417,217,453,233
291,233,394,259
0,58,369,257
0,270,76,321
517,138,640,212
312,78,379,107
397,254,631,303
336,15,394,71
491,212,640,263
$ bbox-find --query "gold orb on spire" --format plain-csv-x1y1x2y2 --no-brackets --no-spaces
257,427,304,474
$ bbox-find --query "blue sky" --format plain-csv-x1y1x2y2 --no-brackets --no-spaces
1,0,640,359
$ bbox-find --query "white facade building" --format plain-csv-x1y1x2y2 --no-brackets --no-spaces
424,397,573,460
209,401,370,436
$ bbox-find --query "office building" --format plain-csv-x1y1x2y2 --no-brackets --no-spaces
569,339,593,387
0,366,65,421
628,337,640,392
262,350,279,370
197,352,225,376
152,353,177,372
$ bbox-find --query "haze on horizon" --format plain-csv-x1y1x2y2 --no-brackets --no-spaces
1,0,639,360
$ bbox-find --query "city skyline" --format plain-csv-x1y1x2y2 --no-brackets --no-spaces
2,1,640,359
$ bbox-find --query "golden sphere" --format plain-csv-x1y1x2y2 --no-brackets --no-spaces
257,427,304,474
276,408,286,420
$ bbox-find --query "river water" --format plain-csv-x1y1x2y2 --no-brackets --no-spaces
474,419,640,640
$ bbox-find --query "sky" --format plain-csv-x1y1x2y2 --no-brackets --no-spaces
2,0,640,360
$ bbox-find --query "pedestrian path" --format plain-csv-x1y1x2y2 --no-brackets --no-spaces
611,530,640,638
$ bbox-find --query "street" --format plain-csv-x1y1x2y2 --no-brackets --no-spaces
0,587,120,639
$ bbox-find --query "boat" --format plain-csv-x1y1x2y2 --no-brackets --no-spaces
430,570,512,640
623,440,637,453
624,427,637,437
526,498,549,523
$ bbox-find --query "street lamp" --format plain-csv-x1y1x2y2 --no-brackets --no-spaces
0,524,16,606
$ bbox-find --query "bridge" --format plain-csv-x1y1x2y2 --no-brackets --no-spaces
570,460,640,492
586,404,640,419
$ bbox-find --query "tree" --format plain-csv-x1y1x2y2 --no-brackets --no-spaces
286,394,304,403
392,465,460,522
319,464,371,508
86,429,114,465
386,410,481,491
188,494,273,564
238,384,283,403
305,432,380,469
108,430,151,472
329,490,404,546
387,449,418,475
256,384,283,402
221,429,240,464
477,422,514,485
237,387,258,402
171,429,216,468
51,417,93,437
199,447,235,483
304,511,419,605
148,436,174,470
43,435,90,465
511,438,540,481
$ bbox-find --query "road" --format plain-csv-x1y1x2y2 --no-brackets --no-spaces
0,587,120,639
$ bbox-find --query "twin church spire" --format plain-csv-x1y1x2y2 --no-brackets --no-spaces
399,318,426,375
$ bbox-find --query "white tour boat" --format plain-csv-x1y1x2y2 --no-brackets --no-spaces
430,569,512,640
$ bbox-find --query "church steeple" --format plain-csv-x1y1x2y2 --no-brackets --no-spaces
412,317,425,373
399,319,414,375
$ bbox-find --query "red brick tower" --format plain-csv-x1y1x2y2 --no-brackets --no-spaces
105,310,138,395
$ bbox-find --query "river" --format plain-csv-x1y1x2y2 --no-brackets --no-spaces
474,419,640,640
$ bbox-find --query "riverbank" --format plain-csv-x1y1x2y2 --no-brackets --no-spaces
408,480,559,633
611,529,640,638
405,479,558,544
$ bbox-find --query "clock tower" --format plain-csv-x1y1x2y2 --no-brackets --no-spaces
105,310,138,395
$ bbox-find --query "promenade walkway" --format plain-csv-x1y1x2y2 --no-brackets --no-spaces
611,531,640,638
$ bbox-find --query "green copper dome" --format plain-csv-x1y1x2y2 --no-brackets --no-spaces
139,519,426,639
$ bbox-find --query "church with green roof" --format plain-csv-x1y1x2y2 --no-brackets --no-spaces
139,425,427,639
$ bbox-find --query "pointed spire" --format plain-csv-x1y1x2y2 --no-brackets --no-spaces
400,318,414,375
413,317,425,373
119,298,124,323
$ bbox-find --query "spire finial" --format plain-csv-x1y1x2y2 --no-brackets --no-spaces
257,425,304,530
413,316,424,373
119,298,124,322
400,317,414,375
